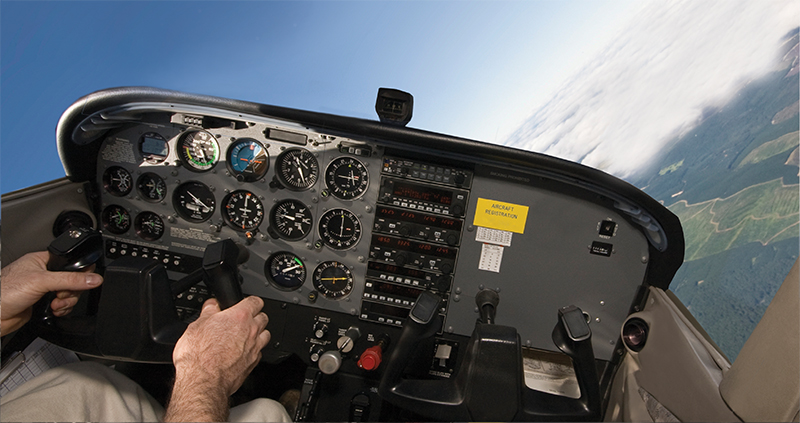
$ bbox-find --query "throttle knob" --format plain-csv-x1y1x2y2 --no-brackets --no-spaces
318,350,343,374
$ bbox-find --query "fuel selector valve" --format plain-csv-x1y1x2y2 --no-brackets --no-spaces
358,334,391,371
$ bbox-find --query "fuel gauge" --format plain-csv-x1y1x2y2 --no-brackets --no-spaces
103,166,133,197
137,173,167,202
102,205,131,234
135,211,165,241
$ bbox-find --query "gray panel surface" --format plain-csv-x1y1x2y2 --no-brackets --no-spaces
446,166,650,361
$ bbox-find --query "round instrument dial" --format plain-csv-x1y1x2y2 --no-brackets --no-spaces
135,211,165,241
173,181,216,223
324,157,369,200
276,148,319,190
222,190,264,232
265,252,306,291
228,138,269,182
179,130,219,172
313,261,354,299
137,173,167,202
139,132,169,164
318,208,362,250
103,166,133,197
102,205,131,234
269,199,313,241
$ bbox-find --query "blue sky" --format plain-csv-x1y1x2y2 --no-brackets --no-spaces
1,0,635,194
2,1,795,194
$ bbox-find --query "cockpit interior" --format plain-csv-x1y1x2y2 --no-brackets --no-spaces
1,87,797,422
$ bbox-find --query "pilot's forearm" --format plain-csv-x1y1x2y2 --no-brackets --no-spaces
163,372,229,422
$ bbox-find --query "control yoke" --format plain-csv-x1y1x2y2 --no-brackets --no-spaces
378,290,602,421
32,229,247,363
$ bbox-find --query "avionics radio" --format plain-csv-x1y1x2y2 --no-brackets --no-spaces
378,177,469,218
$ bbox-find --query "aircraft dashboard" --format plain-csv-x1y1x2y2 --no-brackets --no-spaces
21,87,685,420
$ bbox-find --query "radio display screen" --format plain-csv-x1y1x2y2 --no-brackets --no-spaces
392,182,452,205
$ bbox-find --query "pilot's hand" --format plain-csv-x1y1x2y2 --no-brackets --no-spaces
165,296,270,422
0,251,103,334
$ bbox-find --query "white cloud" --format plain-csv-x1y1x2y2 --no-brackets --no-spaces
503,0,799,179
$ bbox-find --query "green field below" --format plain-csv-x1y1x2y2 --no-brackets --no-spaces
669,178,799,261
738,131,799,168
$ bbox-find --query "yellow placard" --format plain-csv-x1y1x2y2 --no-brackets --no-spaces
473,198,529,234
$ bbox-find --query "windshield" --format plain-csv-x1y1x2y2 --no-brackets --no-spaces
2,0,797,362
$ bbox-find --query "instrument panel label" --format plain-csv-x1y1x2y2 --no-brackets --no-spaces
473,198,529,234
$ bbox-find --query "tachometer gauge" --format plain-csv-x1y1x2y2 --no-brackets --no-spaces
139,132,169,164
313,261,354,299
173,181,216,223
179,130,219,172
265,252,306,291
275,148,319,190
222,190,264,232
318,208,362,250
135,211,165,241
227,138,269,182
103,166,133,197
269,199,313,241
102,205,131,234
324,157,369,200
137,173,167,202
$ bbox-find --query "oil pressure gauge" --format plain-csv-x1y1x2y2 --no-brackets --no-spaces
102,205,131,234
135,211,165,241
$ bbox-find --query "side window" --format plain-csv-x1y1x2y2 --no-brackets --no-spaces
629,32,799,361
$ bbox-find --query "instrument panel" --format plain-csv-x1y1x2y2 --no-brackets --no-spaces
86,98,677,363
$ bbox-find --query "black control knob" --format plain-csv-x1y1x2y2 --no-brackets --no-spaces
454,173,466,186
440,262,453,275
398,224,411,237
451,203,464,217
445,233,459,246
395,253,409,266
